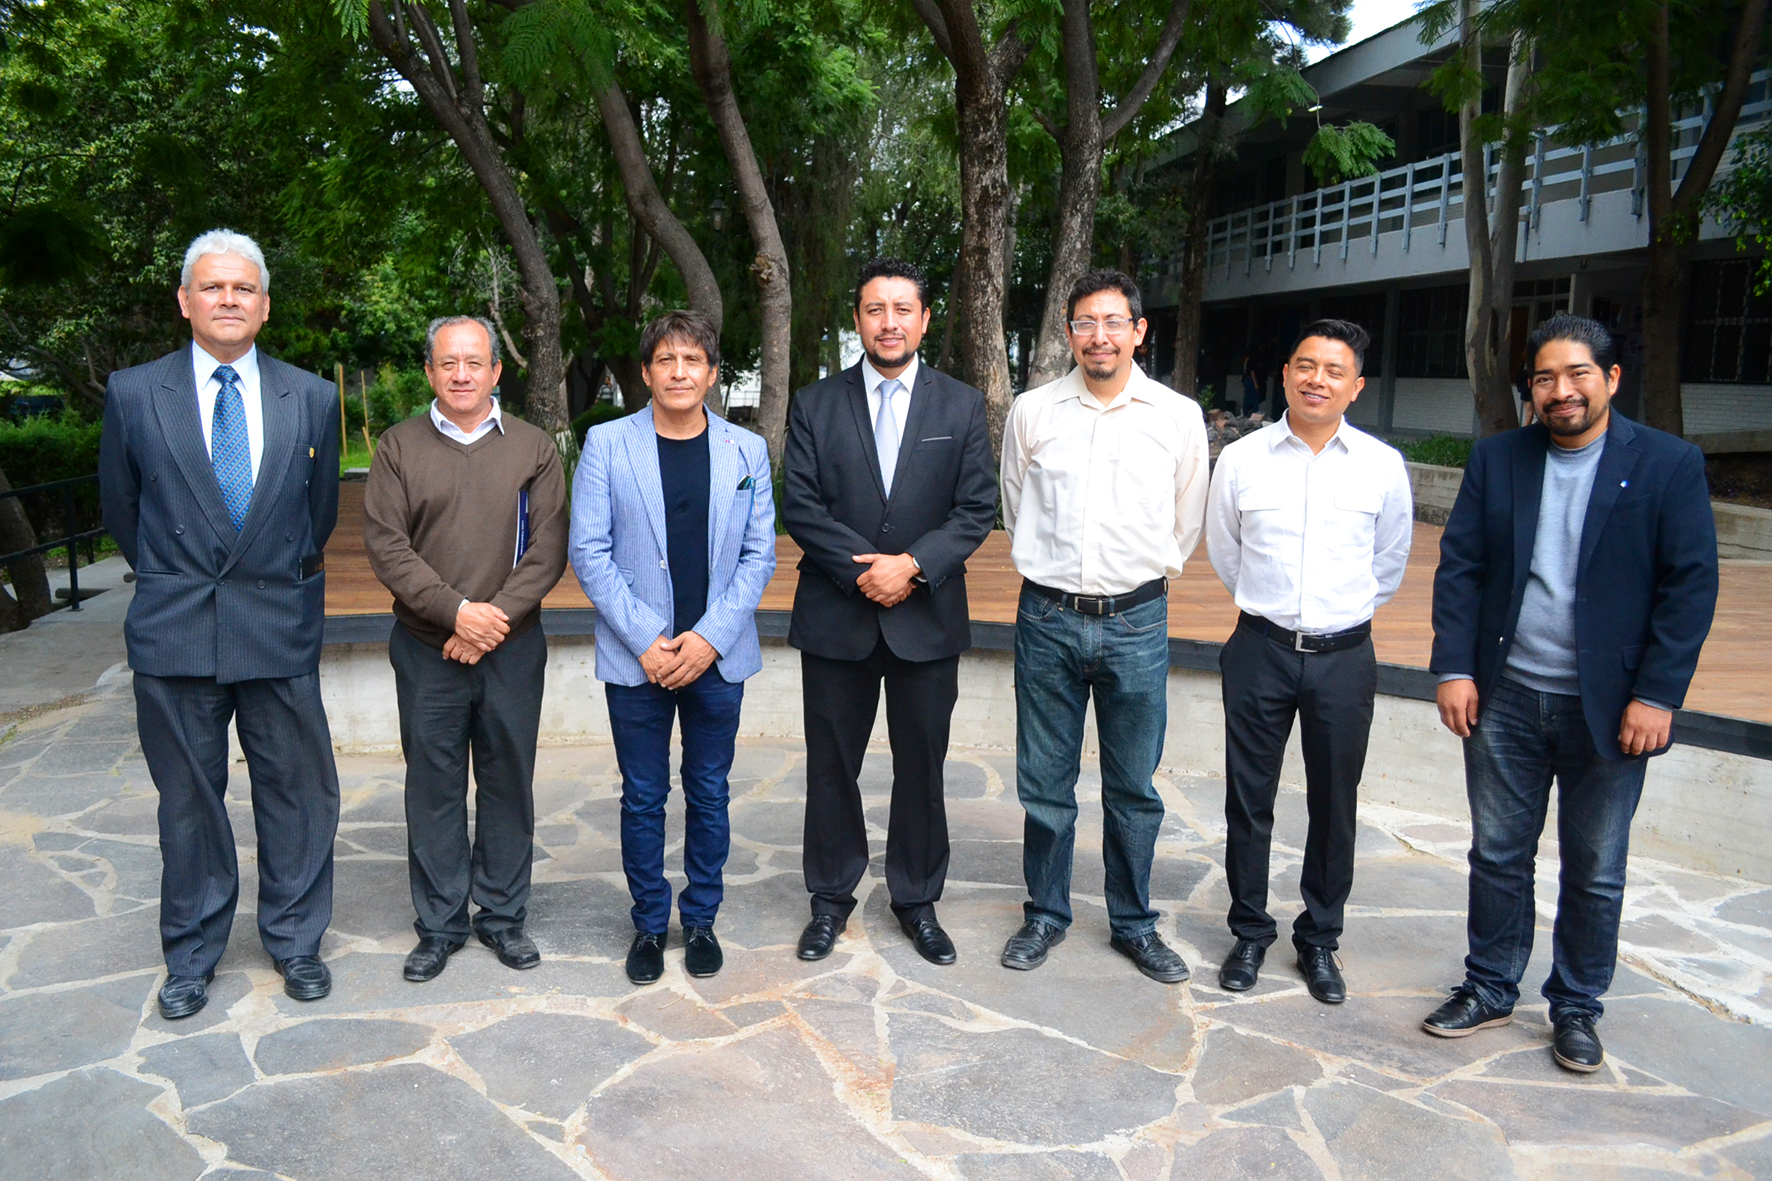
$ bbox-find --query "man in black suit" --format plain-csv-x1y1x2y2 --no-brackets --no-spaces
99,230,342,1019
1422,314,1717,1072
782,258,997,965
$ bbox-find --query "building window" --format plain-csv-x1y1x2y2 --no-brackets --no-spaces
1318,293,1388,377
1395,285,1468,379
1684,260,1772,384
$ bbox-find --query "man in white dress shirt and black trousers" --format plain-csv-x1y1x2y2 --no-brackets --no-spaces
1205,319,1413,1003
999,270,1210,983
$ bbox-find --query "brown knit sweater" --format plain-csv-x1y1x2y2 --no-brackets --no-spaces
363,411,568,648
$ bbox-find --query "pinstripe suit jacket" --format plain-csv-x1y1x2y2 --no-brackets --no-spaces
569,405,776,687
99,345,341,683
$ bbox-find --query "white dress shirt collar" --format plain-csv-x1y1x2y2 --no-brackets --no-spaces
861,352,919,400
192,341,264,480
430,396,505,446
1054,360,1164,412
1270,409,1351,455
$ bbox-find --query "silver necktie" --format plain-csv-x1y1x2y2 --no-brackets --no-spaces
874,378,902,496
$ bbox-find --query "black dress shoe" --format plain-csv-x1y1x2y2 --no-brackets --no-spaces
403,936,463,982
157,972,213,1020
1553,1012,1605,1073
683,926,723,977
901,916,957,966
1111,931,1191,984
1421,984,1514,1037
478,926,541,970
1297,946,1346,1004
274,955,332,1001
1001,919,1066,970
1219,939,1266,992
626,931,667,984
797,915,844,962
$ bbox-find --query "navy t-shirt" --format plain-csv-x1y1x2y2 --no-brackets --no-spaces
657,429,711,637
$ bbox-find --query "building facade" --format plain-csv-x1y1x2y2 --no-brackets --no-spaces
1142,17,1771,442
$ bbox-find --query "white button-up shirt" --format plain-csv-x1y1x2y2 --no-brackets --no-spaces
1206,412,1413,633
862,354,916,444
429,396,505,445
1001,363,1210,596
194,342,264,480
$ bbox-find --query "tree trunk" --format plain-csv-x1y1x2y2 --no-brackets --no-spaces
366,0,564,432
1638,0,1769,434
1460,16,1533,438
1170,83,1225,399
685,0,791,471
1029,0,1192,390
0,463,54,630
596,81,724,331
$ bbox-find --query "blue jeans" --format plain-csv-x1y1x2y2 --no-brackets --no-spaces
1014,586,1170,938
606,670,745,934
1462,678,1647,1022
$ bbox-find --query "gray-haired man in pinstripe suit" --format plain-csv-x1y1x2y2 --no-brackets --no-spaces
99,230,342,1019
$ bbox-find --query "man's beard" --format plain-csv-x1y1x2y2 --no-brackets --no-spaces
1080,352,1120,381
866,342,915,371
1543,397,1594,436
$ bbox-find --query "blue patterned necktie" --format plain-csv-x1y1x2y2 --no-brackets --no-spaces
875,378,902,496
211,364,253,531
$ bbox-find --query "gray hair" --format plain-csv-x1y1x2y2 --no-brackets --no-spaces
181,229,270,292
426,315,501,366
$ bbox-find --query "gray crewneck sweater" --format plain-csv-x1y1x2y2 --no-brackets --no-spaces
1503,435,1605,695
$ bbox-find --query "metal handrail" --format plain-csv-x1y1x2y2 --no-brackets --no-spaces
0,473,106,612
1200,69,1772,277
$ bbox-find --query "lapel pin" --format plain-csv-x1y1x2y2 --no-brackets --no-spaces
1621,480,1628,487
309,447,315,457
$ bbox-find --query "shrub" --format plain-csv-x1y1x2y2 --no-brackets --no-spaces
571,401,635,441
1391,434,1472,469
0,409,104,540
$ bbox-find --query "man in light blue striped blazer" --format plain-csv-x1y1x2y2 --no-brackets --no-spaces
569,311,776,985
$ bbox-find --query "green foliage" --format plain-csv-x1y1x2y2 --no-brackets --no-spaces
0,408,104,540
1302,121,1397,185
1390,434,1473,469
570,402,636,442
1708,127,1772,295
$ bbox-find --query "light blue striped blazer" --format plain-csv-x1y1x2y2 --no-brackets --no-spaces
569,405,776,687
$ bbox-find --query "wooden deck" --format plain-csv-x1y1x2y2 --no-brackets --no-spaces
326,482,1771,723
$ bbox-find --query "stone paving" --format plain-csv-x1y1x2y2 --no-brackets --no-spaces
2,672,1771,1180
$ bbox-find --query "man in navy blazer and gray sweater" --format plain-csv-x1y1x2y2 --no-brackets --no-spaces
99,230,342,1020
1422,315,1717,1073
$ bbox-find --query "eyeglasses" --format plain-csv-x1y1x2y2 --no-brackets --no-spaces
1068,318,1135,337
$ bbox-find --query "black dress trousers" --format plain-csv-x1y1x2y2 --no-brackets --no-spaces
390,620,546,942
1219,619,1377,951
801,635,959,924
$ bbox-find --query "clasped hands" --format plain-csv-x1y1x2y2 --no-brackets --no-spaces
639,630,719,690
1435,678,1672,756
853,551,918,608
442,601,509,665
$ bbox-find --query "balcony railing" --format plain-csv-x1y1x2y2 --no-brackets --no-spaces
1190,69,1770,283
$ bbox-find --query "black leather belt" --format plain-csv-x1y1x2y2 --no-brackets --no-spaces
1024,577,1167,617
1239,611,1371,653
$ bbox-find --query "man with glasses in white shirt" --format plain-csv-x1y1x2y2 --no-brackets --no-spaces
999,270,1210,983
1205,319,1413,1004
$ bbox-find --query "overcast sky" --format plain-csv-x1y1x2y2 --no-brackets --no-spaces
1304,0,1426,62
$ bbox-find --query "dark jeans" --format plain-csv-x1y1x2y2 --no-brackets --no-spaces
607,669,745,934
1220,620,1375,952
1014,586,1169,938
134,670,339,976
1462,677,1648,1022
390,622,545,942
800,638,958,924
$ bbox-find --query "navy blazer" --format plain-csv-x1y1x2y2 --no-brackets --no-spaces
100,346,341,683
1430,412,1718,760
781,361,998,663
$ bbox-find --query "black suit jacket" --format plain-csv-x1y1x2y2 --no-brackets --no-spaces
99,346,342,683
1430,412,1718,761
782,361,997,662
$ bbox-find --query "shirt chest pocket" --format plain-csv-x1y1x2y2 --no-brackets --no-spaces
1236,484,1292,513
1331,485,1383,549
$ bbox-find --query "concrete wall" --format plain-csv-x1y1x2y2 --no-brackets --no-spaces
1391,378,1475,435
319,635,1772,882
1680,384,1772,435
1406,461,1465,525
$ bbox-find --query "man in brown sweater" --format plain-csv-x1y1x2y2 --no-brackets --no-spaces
363,315,567,982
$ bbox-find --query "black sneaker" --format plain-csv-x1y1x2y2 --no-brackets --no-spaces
1110,930,1191,984
1421,984,1514,1037
1552,1012,1604,1073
